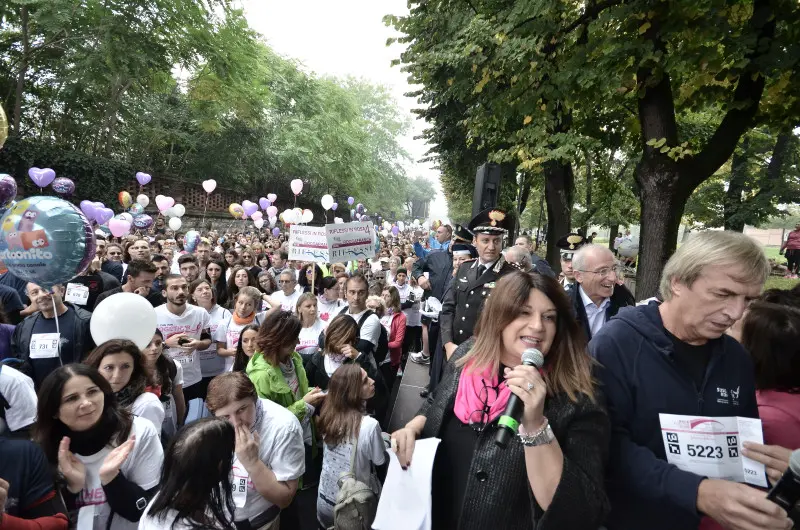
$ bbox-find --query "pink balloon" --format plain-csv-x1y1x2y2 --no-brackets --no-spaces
156,195,175,212
251,211,263,220
108,218,131,237
267,193,277,202
242,200,258,216
254,218,265,229
266,205,278,217
202,179,216,194
290,179,303,195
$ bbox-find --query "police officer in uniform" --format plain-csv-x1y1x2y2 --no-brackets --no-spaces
440,208,516,360
556,233,586,292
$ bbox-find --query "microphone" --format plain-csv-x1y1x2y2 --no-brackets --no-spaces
766,449,800,512
495,348,544,449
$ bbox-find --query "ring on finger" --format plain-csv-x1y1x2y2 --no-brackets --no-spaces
526,382,534,391
390,437,398,452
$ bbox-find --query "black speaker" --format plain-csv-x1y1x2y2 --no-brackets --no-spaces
472,163,503,218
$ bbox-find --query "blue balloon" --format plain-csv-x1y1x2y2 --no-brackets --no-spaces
0,196,95,290
129,203,144,215
183,230,200,253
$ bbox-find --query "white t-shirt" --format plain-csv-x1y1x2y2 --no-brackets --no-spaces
139,502,231,530
131,392,165,436
232,399,305,522
155,304,211,388
271,290,301,313
317,296,344,326
75,417,163,530
317,416,386,528
198,305,232,378
214,312,264,372
344,308,381,347
162,360,183,439
0,364,37,433
298,319,325,357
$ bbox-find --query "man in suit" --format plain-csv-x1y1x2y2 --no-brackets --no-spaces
569,243,634,340
440,208,516,360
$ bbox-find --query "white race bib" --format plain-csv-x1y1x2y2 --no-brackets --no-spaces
29,333,61,359
65,283,90,305
659,413,767,487
231,465,250,508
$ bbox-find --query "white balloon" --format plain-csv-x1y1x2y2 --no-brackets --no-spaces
118,213,133,224
90,292,157,349
413,219,420,227
254,218,265,229
173,204,186,218
381,229,389,237
136,194,149,207
302,209,313,223
320,194,334,211
269,216,277,228
334,217,344,224
398,221,405,231
168,217,182,230
383,221,391,230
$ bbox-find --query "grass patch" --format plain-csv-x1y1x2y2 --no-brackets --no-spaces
765,276,800,291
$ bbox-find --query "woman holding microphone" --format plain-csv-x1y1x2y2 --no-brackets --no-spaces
391,271,609,530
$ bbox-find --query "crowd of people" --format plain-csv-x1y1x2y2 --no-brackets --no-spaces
0,206,798,530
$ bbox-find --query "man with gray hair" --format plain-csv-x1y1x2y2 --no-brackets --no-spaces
570,244,634,339
503,246,533,272
590,231,791,530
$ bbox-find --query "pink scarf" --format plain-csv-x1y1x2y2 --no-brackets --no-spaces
453,361,511,425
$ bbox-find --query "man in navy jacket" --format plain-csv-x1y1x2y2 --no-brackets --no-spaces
591,231,792,530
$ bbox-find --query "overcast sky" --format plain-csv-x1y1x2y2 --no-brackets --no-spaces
241,0,448,218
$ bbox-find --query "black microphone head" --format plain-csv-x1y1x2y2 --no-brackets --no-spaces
521,348,544,368
790,449,800,475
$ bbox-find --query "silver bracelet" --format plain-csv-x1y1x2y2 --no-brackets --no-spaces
518,418,555,447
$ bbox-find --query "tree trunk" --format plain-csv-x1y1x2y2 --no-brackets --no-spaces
723,136,749,232
544,159,574,272
582,149,593,236
12,6,30,133
765,129,792,184
608,223,619,252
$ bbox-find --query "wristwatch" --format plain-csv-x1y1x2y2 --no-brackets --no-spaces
518,418,555,447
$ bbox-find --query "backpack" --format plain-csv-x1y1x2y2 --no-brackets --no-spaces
334,308,389,365
332,429,378,530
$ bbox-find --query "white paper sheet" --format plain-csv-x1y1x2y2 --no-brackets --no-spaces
372,438,441,530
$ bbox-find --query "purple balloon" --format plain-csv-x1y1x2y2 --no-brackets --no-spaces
95,207,114,225
259,197,270,209
52,177,75,197
79,200,97,220
28,167,56,187
272,227,281,237
347,196,355,205
331,202,338,211
132,214,153,229
356,203,364,213
0,174,18,210
135,172,152,186
392,226,399,235
242,200,258,217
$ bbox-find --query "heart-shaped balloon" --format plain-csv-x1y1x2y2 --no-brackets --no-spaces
118,191,133,209
156,195,175,212
95,207,115,225
202,179,216,194
52,177,75,197
259,197,270,210
254,218,265,229
301,209,313,223
251,211,263,220
80,200,97,220
28,167,56,187
136,194,149,207
133,214,153,229
290,179,303,195
266,205,278,218
135,172,152,186
108,218,131,237
267,193,277,202
331,202,338,211
242,200,258,217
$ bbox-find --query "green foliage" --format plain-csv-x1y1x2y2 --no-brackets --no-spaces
0,1,415,216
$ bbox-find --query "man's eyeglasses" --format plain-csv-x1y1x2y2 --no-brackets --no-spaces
278,280,294,284
469,379,500,433
578,266,623,278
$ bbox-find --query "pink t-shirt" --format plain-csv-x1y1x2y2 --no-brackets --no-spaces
782,230,800,251
757,389,800,448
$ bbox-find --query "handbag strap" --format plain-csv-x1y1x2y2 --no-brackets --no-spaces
349,422,360,474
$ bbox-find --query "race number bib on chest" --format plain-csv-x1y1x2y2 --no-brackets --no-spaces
29,333,61,359
65,283,90,305
231,465,250,508
659,413,767,487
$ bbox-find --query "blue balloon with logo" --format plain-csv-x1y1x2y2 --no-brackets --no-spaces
183,230,200,253
0,196,96,290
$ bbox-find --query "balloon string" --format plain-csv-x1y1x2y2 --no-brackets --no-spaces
202,196,208,227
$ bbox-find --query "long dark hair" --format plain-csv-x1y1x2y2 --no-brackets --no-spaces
147,329,175,400
317,364,367,446
148,418,236,530
232,324,261,373
226,265,258,305
84,339,148,405
34,364,133,463
206,259,229,307
459,271,596,402
299,264,324,295
742,301,800,393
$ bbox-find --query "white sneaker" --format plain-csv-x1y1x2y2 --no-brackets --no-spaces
410,352,431,365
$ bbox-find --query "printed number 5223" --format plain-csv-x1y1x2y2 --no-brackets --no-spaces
687,445,723,459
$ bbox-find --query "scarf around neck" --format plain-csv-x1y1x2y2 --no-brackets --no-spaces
233,311,256,326
453,360,511,426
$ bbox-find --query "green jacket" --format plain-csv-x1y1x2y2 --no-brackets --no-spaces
246,350,310,423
